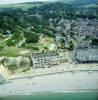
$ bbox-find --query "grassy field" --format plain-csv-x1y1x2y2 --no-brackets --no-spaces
0,47,31,57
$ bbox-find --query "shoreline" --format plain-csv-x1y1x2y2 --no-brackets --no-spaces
0,71,98,97
1,89,98,97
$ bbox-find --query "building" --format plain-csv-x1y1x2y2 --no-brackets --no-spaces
74,48,98,63
3,30,11,38
32,50,68,68
76,39,91,49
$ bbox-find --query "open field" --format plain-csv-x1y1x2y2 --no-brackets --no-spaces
0,47,31,57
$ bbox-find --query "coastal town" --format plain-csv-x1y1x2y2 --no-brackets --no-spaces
0,17,98,96
0,0,98,97
1,18,98,72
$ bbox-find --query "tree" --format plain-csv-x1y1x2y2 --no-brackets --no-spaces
24,32,40,43
68,41,74,50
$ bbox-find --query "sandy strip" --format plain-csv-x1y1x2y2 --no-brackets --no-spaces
0,71,98,96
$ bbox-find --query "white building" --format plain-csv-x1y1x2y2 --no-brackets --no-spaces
32,50,68,68
75,48,98,63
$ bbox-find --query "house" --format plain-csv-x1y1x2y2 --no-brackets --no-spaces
32,50,68,68
76,39,91,49
3,30,11,37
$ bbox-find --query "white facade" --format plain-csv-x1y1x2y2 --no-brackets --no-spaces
32,51,68,68
75,48,98,62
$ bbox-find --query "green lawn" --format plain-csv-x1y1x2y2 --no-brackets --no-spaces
0,47,31,57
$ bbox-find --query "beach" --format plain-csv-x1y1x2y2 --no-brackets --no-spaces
9,63,98,79
0,70,98,96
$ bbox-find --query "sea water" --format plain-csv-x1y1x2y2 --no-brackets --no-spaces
0,91,98,100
